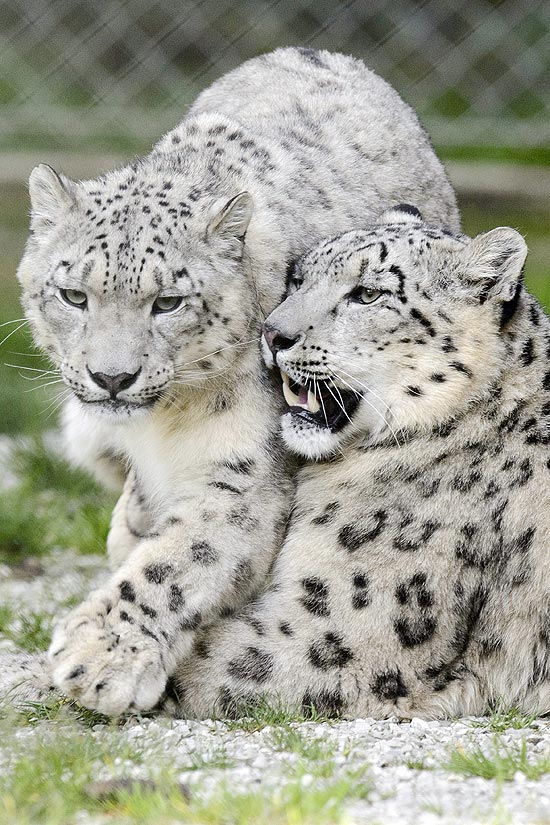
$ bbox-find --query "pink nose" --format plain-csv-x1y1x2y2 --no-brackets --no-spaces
263,323,301,354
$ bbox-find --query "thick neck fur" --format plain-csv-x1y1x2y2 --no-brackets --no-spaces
104,342,281,513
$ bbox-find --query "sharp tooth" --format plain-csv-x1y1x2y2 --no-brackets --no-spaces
308,389,320,413
283,380,299,407
281,370,290,386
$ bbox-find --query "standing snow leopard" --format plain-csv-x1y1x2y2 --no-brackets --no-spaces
172,206,550,720
16,48,458,716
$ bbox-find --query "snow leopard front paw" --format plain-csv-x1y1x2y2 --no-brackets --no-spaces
48,589,169,716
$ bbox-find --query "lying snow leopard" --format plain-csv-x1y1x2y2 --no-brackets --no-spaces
16,48,458,716
171,205,550,720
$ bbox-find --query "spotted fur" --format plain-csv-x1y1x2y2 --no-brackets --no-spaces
16,50,458,715
173,208,550,720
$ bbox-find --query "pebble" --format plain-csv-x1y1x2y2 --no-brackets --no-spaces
3,526,550,823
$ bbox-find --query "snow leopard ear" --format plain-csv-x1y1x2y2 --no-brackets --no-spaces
379,203,423,226
207,192,253,245
29,164,76,235
464,227,527,304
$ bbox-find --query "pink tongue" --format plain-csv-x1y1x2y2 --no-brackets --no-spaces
298,387,308,405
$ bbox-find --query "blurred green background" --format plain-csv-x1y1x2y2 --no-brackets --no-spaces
0,0,549,437
1,0,548,154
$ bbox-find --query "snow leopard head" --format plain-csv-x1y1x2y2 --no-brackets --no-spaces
263,205,527,459
17,161,256,421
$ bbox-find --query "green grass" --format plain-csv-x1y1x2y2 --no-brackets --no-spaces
0,439,115,564
267,727,335,763
0,726,153,825
103,774,370,825
0,130,150,155
0,716,370,825
469,704,537,733
445,737,550,782
222,696,332,732
0,604,53,652
3,696,110,728
12,437,106,498
267,726,343,782
405,757,431,770
187,773,371,825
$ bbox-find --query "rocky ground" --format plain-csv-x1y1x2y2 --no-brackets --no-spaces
1,545,550,823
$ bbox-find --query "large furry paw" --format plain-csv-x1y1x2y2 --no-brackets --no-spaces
48,590,169,716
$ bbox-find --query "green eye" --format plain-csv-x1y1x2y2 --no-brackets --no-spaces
153,295,184,314
350,287,381,305
60,288,87,308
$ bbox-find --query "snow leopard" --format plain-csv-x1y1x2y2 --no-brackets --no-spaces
16,48,458,716
171,205,550,720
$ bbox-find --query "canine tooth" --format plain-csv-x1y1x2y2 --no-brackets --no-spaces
283,380,299,407
281,370,290,385
307,389,320,413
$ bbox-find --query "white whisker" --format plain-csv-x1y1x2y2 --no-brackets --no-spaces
174,336,256,371
19,373,59,383
314,374,329,428
331,367,401,448
330,359,393,413
325,377,352,424
5,350,43,357
4,363,60,382
175,363,234,380
0,322,29,348
4,362,57,373
172,362,237,387
42,389,71,421
25,378,65,393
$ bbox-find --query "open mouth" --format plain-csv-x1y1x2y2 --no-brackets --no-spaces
280,370,361,432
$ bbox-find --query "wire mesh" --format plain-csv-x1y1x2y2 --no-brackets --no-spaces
0,0,548,152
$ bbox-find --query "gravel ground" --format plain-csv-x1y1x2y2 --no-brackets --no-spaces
2,549,550,824
6,710,550,824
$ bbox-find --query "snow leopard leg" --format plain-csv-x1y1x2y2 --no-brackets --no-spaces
170,592,353,720
48,455,291,716
107,472,155,569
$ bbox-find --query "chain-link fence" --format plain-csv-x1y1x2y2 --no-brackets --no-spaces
0,0,549,154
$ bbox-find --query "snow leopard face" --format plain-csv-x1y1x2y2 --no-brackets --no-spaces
17,164,254,421
263,205,527,459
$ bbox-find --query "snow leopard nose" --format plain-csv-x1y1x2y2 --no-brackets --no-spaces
87,367,141,398
263,323,302,355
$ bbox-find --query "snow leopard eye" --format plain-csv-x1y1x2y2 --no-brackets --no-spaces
152,295,184,314
349,287,381,305
59,288,87,308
